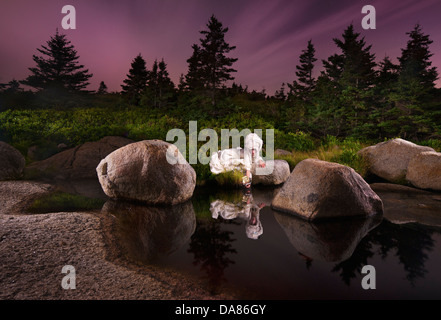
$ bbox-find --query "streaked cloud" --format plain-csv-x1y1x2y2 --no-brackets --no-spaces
0,0,439,94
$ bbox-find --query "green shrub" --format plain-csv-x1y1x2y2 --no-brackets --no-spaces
27,191,105,213
420,139,441,152
275,130,317,151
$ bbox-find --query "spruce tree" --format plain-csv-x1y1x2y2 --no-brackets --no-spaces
288,40,317,100
187,15,238,105
274,83,287,101
397,24,438,96
389,24,439,139
21,30,92,93
317,24,377,136
377,56,399,89
97,81,108,94
185,44,204,91
365,57,400,139
323,24,377,90
157,59,175,103
143,59,175,108
177,74,187,93
121,54,149,104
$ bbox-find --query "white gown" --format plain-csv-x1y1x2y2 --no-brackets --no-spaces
209,133,264,175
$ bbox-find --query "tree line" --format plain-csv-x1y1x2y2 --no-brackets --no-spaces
0,15,440,141
283,23,440,141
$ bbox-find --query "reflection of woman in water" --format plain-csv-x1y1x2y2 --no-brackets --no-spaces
210,191,265,240
209,133,266,188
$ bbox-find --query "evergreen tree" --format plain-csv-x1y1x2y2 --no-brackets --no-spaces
369,56,400,139
274,83,287,101
323,24,377,90
229,82,247,95
187,15,238,105
317,24,377,137
97,81,108,94
387,24,439,139
377,56,400,89
21,30,92,93
185,44,204,91
0,80,22,93
143,59,175,108
177,73,187,93
121,54,149,105
397,24,438,98
288,40,317,100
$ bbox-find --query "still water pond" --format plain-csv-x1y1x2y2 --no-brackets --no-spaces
33,180,441,299
101,185,441,299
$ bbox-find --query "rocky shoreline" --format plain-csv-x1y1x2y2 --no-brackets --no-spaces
2,137,441,299
0,180,236,300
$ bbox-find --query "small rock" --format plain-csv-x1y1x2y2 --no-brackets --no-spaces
252,159,290,186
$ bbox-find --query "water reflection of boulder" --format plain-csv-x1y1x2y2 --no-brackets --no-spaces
102,200,196,264
371,183,441,227
273,210,382,262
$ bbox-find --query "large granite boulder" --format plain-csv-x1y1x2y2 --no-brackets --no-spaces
0,142,26,180
271,159,383,220
25,136,134,180
252,159,290,186
358,138,434,183
406,151,441,191
96,140,196,205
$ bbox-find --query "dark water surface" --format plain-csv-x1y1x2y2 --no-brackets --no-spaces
32,180,441,299
103,186,441,299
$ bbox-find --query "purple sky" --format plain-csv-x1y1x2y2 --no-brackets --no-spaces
1,0,440,95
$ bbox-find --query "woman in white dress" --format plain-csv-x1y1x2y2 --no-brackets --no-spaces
209,133,266,187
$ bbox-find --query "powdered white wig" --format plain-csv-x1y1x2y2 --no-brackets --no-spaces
244,133,263,152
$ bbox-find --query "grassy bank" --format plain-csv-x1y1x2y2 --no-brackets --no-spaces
1,106,440,186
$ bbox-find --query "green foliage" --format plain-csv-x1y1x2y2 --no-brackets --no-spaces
27,191,105,213
330,138,368,176
420,139,441,152
212,170,244,188
275,136,369,177
275,130,317,151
